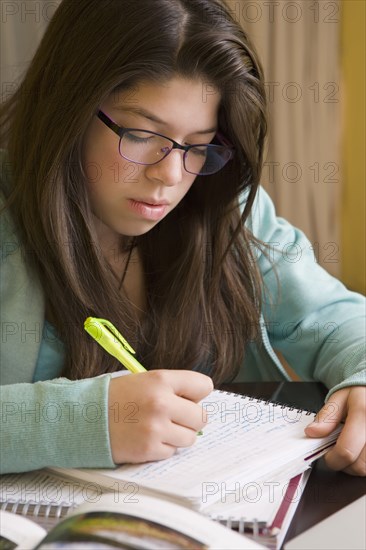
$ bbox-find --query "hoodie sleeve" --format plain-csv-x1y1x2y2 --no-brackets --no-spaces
248,186,366,398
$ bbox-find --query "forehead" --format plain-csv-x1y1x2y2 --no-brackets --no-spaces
105,77,221,134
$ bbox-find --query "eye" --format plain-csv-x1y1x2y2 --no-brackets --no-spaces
189,145,208,157
124,130,157,143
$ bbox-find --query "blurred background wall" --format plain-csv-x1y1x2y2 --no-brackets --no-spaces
1,0,364,293
231,0,365,293
340,0,365,294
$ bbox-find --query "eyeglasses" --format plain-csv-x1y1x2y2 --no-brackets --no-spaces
97,110,234,176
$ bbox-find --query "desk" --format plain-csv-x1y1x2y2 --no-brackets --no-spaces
221,382,366,548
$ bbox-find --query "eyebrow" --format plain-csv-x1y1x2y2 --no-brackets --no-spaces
113,106,217,135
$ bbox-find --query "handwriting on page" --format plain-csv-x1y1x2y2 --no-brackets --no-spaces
111,391,316,492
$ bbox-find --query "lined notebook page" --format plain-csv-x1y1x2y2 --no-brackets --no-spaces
71,390,340,508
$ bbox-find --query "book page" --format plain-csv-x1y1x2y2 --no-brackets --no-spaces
33,493,265,550
0,510,45,549
204,477,297,525
204,472,311,549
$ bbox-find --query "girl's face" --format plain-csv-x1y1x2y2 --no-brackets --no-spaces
82,77,221,248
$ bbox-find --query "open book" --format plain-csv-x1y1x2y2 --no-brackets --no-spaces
0,389,340,549
0,468,310,550
0,493,265,549
45,389,339,547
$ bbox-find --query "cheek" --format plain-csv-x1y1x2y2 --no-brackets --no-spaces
85,151,116,187
115,162,141,186
85,157,144,201
180,176,197,198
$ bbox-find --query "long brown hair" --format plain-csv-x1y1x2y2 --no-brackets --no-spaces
0,0,267,385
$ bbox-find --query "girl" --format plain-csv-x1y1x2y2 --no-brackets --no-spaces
0,0,364,476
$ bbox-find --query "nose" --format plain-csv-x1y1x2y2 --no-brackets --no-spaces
145,149,184,186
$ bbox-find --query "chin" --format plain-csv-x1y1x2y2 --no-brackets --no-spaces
116,220,161,237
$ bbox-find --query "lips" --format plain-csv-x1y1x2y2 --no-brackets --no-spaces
127,198,169,221
132,198,169,206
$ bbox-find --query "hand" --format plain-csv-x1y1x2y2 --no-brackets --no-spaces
108,369,213,464
305,386,366,476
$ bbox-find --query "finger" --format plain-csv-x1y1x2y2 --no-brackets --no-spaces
130,442,178,463
305,388,349,438
323,400,366,471
150,370,214,403
169,395,208,432
163,423,199,449
342,444,366,476
174,371,214,402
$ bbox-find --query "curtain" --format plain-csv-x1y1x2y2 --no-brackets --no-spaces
231,0,342,277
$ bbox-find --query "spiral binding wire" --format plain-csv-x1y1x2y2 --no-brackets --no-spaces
209,389,316,538
211,514,265,534
216,389,315,415
0,499,73,520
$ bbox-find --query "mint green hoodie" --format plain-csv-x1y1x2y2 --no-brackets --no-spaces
1,150,365,473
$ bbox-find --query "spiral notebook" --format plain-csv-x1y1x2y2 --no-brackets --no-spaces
0,471,311,549
1,389,339,548
51,390,340,506
207,470,311,550
0,470,88,530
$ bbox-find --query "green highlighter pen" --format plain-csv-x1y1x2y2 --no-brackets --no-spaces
84,317,146,373
84,316,203,435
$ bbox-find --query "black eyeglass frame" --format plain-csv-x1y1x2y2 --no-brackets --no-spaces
96,110,235,176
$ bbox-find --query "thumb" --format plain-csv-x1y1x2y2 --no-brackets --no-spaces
305,388,349,438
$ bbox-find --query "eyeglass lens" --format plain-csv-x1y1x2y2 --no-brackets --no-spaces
119,130,231,175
